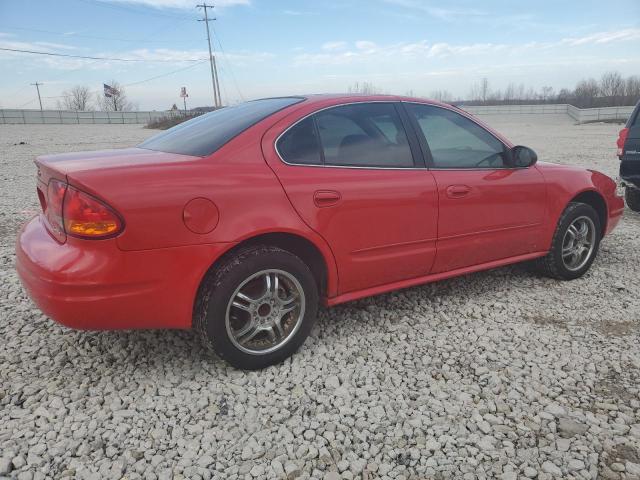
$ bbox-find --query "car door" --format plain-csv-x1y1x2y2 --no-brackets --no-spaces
263,101,439,295
403,102,547,273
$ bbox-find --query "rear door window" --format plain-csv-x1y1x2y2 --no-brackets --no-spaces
139,97,304,157
314,103,415,168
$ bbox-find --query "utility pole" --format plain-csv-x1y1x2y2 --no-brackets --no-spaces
31,82,43,111
197,3,222,108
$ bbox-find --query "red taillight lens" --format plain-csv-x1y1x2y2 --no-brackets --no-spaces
43,179,123,240
63,185,123,238
617,127,629,157
46,179,67,239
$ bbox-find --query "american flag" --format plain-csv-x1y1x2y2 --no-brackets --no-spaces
103,84,118,98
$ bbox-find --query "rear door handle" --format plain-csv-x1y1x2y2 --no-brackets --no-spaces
314,190,341,207
446,184,472,198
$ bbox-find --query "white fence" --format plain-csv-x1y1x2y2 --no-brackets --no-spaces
0,109,185,125
566,105,636,123
463,104,635,123
1,104,635,125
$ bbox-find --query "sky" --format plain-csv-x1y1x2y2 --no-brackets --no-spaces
0,0,639,110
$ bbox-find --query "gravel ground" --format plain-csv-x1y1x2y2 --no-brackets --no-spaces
1,117,639,480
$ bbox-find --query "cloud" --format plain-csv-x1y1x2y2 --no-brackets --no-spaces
33,42,78,51
283,10,315,16
381,0,486,20
101,0,249,9
294,28,640,67
0,39,273,70
294,40,505,66
322,41,347,51
355,41,377,51
0,38,73,54
379,0,537,26
121,47,274,66
562,28,640,46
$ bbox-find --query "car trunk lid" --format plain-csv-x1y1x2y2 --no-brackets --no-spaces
34,148,201,240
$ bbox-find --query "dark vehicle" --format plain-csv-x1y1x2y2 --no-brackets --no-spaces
618,101,640,211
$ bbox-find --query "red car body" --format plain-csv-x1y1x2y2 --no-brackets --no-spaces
16,95,624,331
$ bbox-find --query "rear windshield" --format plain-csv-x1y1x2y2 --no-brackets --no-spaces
139,97,304,157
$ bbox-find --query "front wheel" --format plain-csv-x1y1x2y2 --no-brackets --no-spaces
531,202,601,280
626,187,640,212
194,245,318,370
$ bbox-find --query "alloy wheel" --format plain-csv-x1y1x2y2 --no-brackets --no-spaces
561,215,596,272
225,269,305,355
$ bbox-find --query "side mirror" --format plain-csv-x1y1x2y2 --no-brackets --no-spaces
510,145,538,168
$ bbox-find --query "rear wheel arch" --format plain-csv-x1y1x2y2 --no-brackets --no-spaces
193,231,332,328
225,232,329,297
569,190,607,236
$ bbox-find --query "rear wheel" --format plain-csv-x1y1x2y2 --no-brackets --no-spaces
626,186,640,212
194,245,318,370
531,202,601,280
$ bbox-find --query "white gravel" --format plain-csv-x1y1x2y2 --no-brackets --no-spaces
1,117,639,480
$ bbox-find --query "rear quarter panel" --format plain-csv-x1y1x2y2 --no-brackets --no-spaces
64,127,339,297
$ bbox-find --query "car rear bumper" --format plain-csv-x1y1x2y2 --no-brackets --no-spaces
621,176,640,189
620,155,640,188
605,192,625,235
16,215,232,330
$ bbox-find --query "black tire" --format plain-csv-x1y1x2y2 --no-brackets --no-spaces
194,245,318,370
531,202,601,280
626,187,640,212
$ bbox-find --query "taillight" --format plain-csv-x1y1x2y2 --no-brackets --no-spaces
43,179,123,240
37,187,47,213
617,127,629,157
46,179,67,239
63,185,123,238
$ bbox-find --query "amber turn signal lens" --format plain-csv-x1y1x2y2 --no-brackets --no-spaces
62,186,123,238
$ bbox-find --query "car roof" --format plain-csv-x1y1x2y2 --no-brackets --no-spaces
252,93,455,110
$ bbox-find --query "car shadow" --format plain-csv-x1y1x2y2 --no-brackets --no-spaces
46,263,535,371
10,259,592,382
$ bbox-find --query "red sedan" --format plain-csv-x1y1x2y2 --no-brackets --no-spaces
16,95,624,369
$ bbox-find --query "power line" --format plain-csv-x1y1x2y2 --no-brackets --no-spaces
197,3,222,108
17,98,38,108
123,60,209,87
4,84,33,102
211,23,245,102
40,61,208,100
0,25,200,45
3,15,195,100
0,47,204,63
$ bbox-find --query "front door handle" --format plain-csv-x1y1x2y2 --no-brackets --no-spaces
314,190,341,207
446,184,472,198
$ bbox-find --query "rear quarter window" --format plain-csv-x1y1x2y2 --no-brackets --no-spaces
139,97,304,157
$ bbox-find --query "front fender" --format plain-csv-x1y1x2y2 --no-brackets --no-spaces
536,163,623,248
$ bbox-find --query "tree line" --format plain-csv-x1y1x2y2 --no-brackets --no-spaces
348,71,640,108
439,71,640,108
